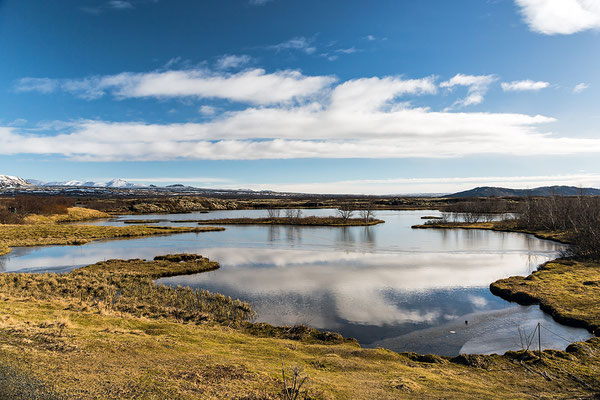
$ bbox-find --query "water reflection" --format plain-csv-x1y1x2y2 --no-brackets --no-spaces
157,248,549,332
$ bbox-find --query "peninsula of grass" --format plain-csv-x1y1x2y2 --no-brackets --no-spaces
0,208,224,256
2,255,600,399
411,220,572,244
491,259,600,335
121,219,169,224
172,216,385,227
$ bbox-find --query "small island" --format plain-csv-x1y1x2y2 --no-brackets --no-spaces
181,216,385,226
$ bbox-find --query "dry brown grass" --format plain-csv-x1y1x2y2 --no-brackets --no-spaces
0,219,224,256
23,207,110,224
1,292,599,399
0,255,599,398
188,216,385,226
0,256,253,326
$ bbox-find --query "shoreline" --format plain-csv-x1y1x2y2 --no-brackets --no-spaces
412,221,600,337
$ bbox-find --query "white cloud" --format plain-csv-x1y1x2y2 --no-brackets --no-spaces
249,0,273,5
9,71,600,164
215,54,252,70
515,0,600,35
15,78,58,94
16,69,336,105
365,35,376,41
108,1,134,9
440,74,497,107
335,47,359,54
268,37,316,54
501,80,549,91
199,105,218,116
573,82,590,93
123,177,231,183
2,97,596,163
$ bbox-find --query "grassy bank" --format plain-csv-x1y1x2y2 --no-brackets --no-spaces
412,221,600,334
0,208,224,256
491,259,600,335
2,255,600,399
182,216,385,227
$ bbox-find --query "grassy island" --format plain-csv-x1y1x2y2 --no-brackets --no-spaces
178,216,385,226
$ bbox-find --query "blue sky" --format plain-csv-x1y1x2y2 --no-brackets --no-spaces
1,0,600,194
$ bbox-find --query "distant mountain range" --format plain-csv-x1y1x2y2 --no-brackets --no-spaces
447,186,600,198
3,174,600,198
0,175,31,188
26,178,145,189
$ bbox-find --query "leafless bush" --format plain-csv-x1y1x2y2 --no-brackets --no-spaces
267,208,281,219
359,198,376,222
444,199,510,223
285,209,303,220
515,195,600,260
336,204,355,221
281,357,308,400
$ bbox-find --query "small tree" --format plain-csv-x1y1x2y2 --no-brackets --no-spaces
285,209,302,220
359,198,376,222
267,208,281,219
337,204,354,221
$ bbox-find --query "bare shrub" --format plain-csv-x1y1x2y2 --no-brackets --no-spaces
285,209,303,220
515,195,600,260
359,198,376,222
267,208,281,219
281,357,308,400
336,204,355,221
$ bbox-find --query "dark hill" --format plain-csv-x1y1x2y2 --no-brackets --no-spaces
447,185,600,198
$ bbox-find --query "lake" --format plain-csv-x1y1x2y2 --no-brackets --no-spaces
0,209,592,356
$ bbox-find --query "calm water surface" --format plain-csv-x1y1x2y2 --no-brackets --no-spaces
0,209,592,355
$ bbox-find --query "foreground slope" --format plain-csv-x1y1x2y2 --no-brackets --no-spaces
0,256,599,399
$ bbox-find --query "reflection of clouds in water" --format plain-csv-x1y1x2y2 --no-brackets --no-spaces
185,247,552,291
161,247,554,327
333,286,441,326
468,295,488,308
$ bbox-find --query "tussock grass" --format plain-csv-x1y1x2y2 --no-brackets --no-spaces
0,256,253,326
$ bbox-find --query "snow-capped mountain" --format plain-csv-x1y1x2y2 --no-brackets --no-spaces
0,175,31,188
30,178,145,188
